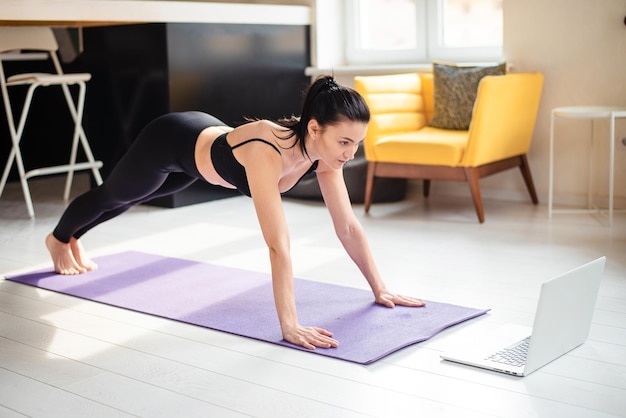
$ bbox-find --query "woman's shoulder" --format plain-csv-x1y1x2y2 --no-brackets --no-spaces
235,119,287,139
250,119,283,131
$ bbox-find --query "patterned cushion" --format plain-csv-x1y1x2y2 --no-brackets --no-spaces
429,62,506,130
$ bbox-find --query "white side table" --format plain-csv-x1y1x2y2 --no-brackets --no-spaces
549,106,626,226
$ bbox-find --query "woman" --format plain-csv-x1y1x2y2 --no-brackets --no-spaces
45,75,425,350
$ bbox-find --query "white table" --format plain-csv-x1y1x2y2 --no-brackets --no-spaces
0,0,310,27
549,106,626,226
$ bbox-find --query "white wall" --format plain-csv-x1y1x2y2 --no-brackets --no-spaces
504,0,626,206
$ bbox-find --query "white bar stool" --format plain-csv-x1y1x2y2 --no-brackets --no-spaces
0,26,103,218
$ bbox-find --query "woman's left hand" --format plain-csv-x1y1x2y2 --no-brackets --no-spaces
375,289,426,308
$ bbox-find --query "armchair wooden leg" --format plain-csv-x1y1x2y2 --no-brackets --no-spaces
364,161,376,213
519,154,539,204
423,179,431,197
464,167,485,223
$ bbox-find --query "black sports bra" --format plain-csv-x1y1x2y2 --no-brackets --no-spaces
210,133,318,197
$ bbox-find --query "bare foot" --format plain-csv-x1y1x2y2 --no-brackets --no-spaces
45,233,86,275
70,237,98,272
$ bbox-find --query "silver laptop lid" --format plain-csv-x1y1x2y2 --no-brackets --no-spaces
524,256,606,374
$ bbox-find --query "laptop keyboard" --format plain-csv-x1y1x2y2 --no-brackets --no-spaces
486,336,531,367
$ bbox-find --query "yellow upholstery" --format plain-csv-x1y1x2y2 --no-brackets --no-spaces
372,128,469,165
465,73,543,167
354,71,544,223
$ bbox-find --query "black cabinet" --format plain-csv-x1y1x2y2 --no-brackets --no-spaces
80,22,311,207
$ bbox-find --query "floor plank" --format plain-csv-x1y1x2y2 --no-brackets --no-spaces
0,368,133,418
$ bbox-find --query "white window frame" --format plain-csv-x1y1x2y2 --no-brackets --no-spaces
345,0,427,65
344,0,503,65
426,0,503,62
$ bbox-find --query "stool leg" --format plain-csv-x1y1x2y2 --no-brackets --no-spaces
0,134,35,218
61,82,82,201
609,113,615,226
14,140,35,218
76,123,103,185
0,147,15,198
587,120,594,210
548,111,555,219
60,81,103,202
1,85,37,217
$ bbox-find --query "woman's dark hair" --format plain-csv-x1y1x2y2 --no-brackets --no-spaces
275,75,370,159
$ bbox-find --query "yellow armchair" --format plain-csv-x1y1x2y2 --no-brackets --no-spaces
354,71,544,223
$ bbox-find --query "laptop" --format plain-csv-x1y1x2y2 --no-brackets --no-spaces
440,257,606,377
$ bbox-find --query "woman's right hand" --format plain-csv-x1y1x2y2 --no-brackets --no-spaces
283,325,339,350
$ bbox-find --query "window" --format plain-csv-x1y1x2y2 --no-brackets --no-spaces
345,0,503,65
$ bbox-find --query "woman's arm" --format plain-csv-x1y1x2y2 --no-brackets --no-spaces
317,167,425,308
242,143,339,349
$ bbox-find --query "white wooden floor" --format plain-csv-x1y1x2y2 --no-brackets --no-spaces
1,174,624,418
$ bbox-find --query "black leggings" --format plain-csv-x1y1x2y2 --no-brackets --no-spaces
52,112,227,243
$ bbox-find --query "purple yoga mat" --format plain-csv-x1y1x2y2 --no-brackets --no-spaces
6,251,488,364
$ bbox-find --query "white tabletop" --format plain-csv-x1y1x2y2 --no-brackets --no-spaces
553,106,626,119
0,0,310,27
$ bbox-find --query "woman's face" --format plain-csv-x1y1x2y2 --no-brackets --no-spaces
310,119,368,169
